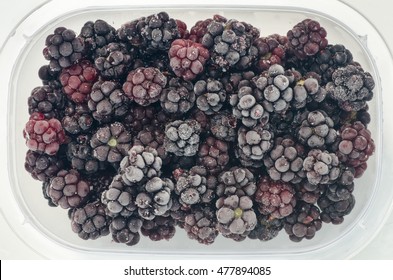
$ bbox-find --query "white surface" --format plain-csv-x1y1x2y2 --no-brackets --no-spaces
0,0,392,259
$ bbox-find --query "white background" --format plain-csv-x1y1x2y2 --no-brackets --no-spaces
0,0,392,259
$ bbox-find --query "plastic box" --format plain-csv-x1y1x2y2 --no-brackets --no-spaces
1,0,393,259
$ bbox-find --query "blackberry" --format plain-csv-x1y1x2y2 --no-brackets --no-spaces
159,77,195,114
94,42,135,80
28,86,65,119
194,78,227,115
110,215,142,246
43,27,86,71
62,101,95,135
189,15,227,43
287,19,328,60
24,112,66,156
292,78,326,109
296,110,337,148
38,65,61,89
183,204,218,245
42,181,57,207
25,150,64,182
197,136,230,175
133,125,169,164
263,136,305,183
117,16,146,47
85,170,115,201
295,181,324,204
47,169,92,209
254,176,296,219
169,39,210,80
176,19,189,39
123,104,161,134
90,122,132,164
253,34,288,72
190,108,210,133
326,64,374,111
222,70,255,95
164,119,201,157
209,110,237,142
141,216,176,241
120,145,162,185
303,149,341,185
216,194,257,240
123,67,167,106
88,80,130,123
248,214,284,241
216,167,257,197
59,60,98,103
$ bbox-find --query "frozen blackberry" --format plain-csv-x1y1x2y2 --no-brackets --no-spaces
47,169,92,209
303,149,341,185
123,104,161,134
90,122,132,163
169,39,210,81
70,200,110,240
164,119,201,157
194,78,227,115
94,42,135,80
222,70,255,95
287,19,328,60
62,101,95,135
254,176,296,219
292,78,326,109
85,170,115,202
117,16,146,47
326,64,374,111
174,166,216,207
296,110,337,148
209,111,237,142
120,145,162,185
88,80,129,123
183,204,218,245
133,125,169,164
123,67,167,106
253,34,288,72
159,77,195,114
38,64,62,89
141,216,176,241
79,19,117,59
248,214,284,241
284,202,322,242
25,150,65,182
59,60,98,103
42,181,57,207
236,124,274,168
189,15,227,43
197,136,230,175
334,121,375,177
43,27,86,71
216,194,257,240
28,86,65,119
24,112,66,156
176,19,189,39
110,215,142,246
216,167,257,197
101,174,137,218
295,181,324,204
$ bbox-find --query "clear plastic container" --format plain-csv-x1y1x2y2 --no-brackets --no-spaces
1,0,393,259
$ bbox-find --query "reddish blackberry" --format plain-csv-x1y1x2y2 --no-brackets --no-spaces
70,200,110,240
176,19,189,39
141,216,176,241
236,124,274,168
248,214,284,241
88,80,130,123
197,136,230,175
90,122,132,164
263,136,306,183
24,112,66,156
216,167,257,197
292,78,326,109
43,27,86,71
194,78,227,115
59,60,98,103
28,86,65,119
123,67,167,106
183,204,218,245
209,110,237,142
62,101,95,135
254,176,296,219
303,149,341,185
287,19,328,60
47,169,92,209
159,77,195,114
110,215,142,246
216,194,257,241
189,15,227,43
253,34,288,72
164,119,201,157
326,64,374,111
169,39,210,81
25,150,65,182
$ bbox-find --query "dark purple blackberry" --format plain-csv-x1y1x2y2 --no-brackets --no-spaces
197,136,230,175
254,176,297,219
123,67,167,106
110,215,142,246
141,216,176,241
117,16,146,47
295,181,324,204
253,34,288,72
189,15,227,43
284,202,322,242
62,101,95,135
25,150,65,182
287,19,328,60
164,119,201,157
194,78,227,115
123,104,160,134
47,169,92,209
85,170,115,202
42,181,57,207
183,204,218,245
216,167,257,197
236,124,274,168
38,65,62,89
71,200,111,240
326,64,374,112
43,27,86,71
221,70,255,95
159,77,195,114
28,86,65,119
248,214,284,241
208,111,237,142
292,78,326,109
169,39,210,81
133,125,169,164
216,194,257,241
303,149,341,185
